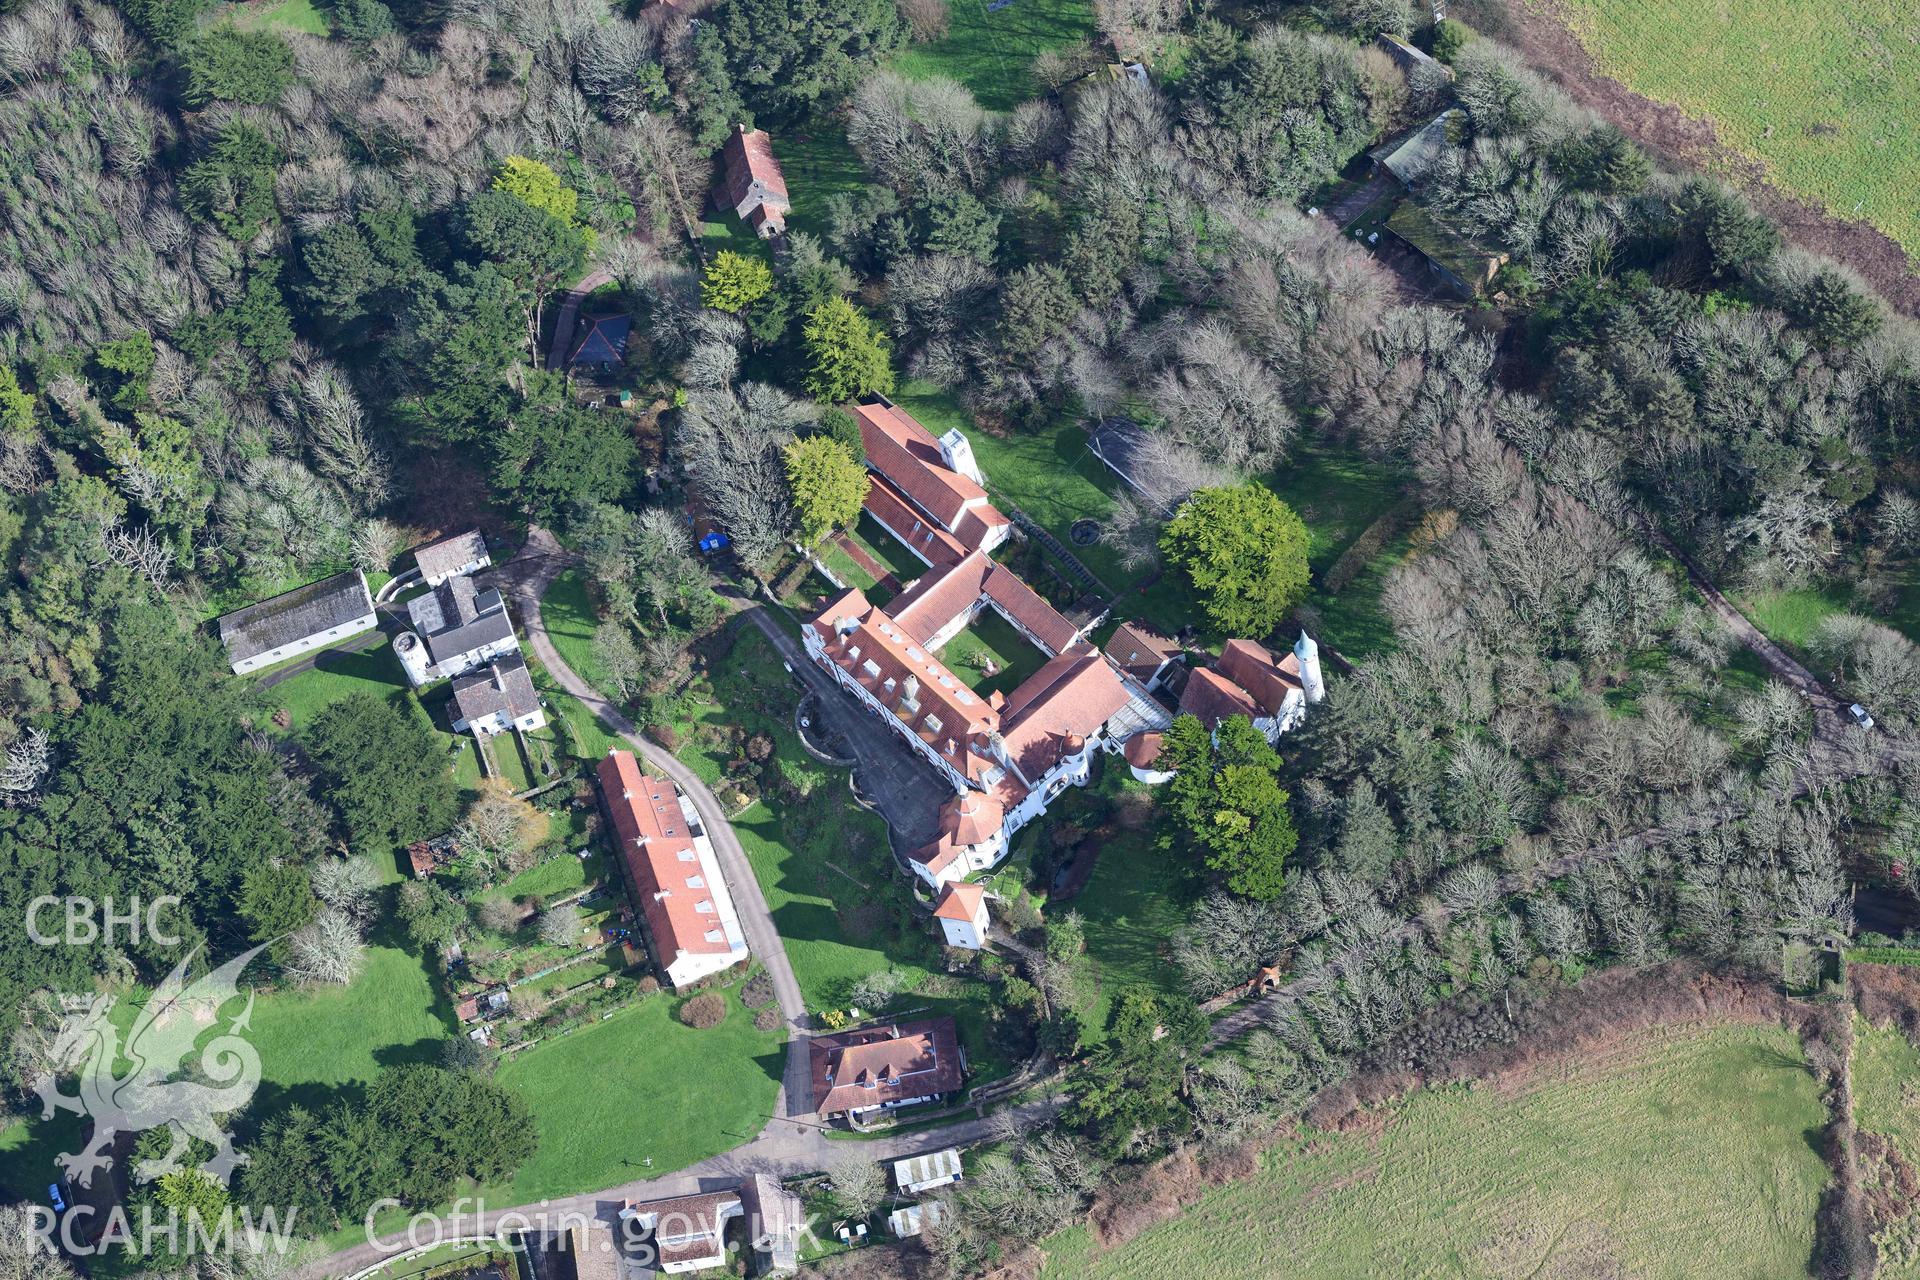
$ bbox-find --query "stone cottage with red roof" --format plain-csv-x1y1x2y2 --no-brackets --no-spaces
715,124,789,238
1177,634,1325,744
596,750,749,988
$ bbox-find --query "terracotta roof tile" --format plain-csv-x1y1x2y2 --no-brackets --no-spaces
862,472,967,567
982,563,1078,654
1124,731,1164,768
999,646,1130,781
855,401,992,531
1104,621,1178,683
719,125,787,207
1178,668,1261,728
889,552,993,646
597,752,733,962
933,881,986,922
1217,639,1302,716
809,591,1004,785
810,1018,963,1114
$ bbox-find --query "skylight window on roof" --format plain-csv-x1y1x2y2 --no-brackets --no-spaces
677,849,697,861
705,929,724,942
686,874,705,888
907,647,926,663
696,899,714,913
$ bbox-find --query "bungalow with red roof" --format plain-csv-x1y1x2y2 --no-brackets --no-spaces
597,750,750,988
715,124,789,238
809,1018,964,1122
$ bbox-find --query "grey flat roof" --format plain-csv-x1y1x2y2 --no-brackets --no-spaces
217,571,372,664
452,653,539,723
414,529,488,580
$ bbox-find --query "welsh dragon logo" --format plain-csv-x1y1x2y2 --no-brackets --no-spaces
35,943,269,1189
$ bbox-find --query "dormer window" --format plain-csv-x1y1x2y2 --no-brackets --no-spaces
862,659,882,679
923,713,943,736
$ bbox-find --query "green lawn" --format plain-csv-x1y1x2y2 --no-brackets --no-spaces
487,988,786,1200
891,0,1097,111
1736,584,1851,663
822,541,881,595
1556,0,1920,260
223,0,331,33
776,122,871,243
1041,1023,1827,1278
0,944,450,1200
851,512,933,584
541,570,612,697
256,640,409,733
1851,1015,1920,1275
939,608,1049,698
927,373,1410,653
1066,820,1195,1041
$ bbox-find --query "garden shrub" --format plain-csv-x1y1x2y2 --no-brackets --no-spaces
679,991,727,1028
742,972,776,1008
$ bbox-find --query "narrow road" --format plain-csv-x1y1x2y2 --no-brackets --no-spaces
311,1093,1068,1278
495,529,814,1126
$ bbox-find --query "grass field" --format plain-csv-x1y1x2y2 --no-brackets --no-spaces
1852,1016,1920,1274
913,375,1412,653
891,0,1096,111
1041,1023,1828,1278
1556,0,1920,260
485,984,783,1201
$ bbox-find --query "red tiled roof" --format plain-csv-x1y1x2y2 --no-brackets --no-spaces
983,563,1078,654
855,401,998,533
597,752,732,961
863,472,967,567
718,125,787,209
934,881,986,923
1124,731,1164,768
941,790,1003,845
1104,621,1177,683
810,1018,963,1115
953,503,1011,550
889,552,993,646
999,646,1130,781
1178,668,1261,728
1216,639,1302,716
809,590,1003,785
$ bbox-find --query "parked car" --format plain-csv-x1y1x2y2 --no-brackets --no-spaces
1850,703,1876,730
48,1183,65,1213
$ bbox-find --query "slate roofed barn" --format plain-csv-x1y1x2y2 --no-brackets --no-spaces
717,124,790,238
569,313,631,369
215,570,376,674
412,529,490,587
810,1018,964,1118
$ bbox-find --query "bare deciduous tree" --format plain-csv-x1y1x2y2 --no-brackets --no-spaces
826,1151,886,1223
538,904,582,947
0,727,52,804
286,908,364,985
